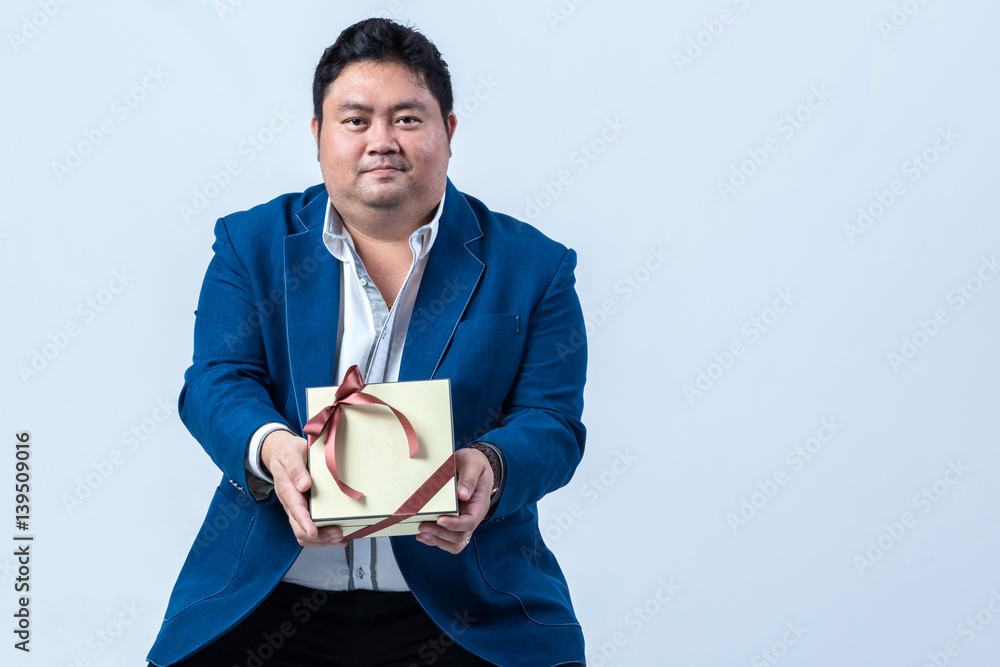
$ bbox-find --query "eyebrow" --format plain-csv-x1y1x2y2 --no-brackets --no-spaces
336,100,430,115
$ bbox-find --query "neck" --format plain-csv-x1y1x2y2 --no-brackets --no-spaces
336,197,440,244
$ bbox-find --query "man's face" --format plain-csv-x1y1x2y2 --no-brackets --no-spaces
311,60,457,217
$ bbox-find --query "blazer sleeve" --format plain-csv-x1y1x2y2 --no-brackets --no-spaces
476,247,587,519
178,217,292,497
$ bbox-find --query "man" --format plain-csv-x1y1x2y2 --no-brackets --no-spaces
147,18,587,667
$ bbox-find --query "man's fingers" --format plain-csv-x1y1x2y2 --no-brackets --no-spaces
456,472,475,501
416,525,468,554
277,450,311,493
271,452,320,541
455,447,492,501
297,525,346,548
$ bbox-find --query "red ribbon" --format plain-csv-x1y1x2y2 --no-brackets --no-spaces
303,365,419,500
345,453,456,540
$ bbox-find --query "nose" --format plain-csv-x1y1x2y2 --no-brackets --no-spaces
366,119,399,154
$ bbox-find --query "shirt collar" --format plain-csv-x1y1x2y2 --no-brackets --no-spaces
322,190,444,263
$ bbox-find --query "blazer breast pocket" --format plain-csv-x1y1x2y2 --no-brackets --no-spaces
458,314,520,333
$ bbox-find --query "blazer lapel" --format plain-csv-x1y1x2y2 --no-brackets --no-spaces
285,191,340,429
400,180,484,381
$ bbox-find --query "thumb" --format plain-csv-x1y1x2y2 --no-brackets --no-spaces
289,460,311,493
275,450,311,493
457,466,482,502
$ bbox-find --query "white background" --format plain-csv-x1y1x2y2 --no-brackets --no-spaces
3,1,999,665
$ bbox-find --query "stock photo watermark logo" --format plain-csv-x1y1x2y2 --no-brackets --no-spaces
7,0,71,52
716,85,832,202
844,126,958,243
222,243,329,352
522,117,627,223
232,588,329,667
57,600,144,666
17,269,134,385
878,0,933,39
555,245,669,362
887,254,997,372
407,609,478,667
682,288,798,404
726,417,843,534
919,588,1000,667
853,459,970,575
750,620,808,667
51,66,168,181
529,448,637,554
545,0,589,30
179,108,293,223
61,398,174,512
453,75,501,122
586,578,681,666
672,0,755,73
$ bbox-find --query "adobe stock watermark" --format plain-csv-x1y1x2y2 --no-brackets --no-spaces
179,108,294,223
17,269,134,385
0,555,17,586
61,398,174,512
8,0,72,53
716,84,832,202
853,459,970,575
528,449,637,556
586,578,681,666
191,479,255,557
221,242,329,353
52,66,168,181
750,620,808,667
522,117,627,223
878,0,933,39
56,600,143,667
410,279,468,335
673,0,755,73
555,245,669,362
407,609,478,667
682,288,798,404
887,254,997,372
919,588,1000,667
843,126,958,243
234,588,330,667
545,0,589,30
453,75,501,123
726,417,843,534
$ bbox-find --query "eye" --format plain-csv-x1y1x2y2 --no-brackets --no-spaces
396,116,419,125
344,118,366,127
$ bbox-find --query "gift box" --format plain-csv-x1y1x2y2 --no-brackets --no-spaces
305,366,458,538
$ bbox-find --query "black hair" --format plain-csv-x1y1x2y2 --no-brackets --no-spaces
312,18,453,132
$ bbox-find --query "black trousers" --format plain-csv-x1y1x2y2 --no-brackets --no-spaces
152,582,495,666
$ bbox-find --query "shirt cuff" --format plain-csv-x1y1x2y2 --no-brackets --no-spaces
246,422,295,484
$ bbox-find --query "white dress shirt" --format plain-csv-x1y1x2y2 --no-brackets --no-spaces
246,191,444,592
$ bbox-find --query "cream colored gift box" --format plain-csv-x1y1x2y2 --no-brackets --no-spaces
306,377,458,538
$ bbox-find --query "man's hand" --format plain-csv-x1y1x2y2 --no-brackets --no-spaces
416,447,494,554
261,430,345,547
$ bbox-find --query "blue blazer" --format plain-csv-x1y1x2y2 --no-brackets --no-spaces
146,179,588,666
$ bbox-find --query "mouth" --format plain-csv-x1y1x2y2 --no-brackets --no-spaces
364,165,405,176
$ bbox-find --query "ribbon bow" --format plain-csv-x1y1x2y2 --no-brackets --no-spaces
302,365,418,500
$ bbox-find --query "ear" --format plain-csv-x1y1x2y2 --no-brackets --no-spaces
311,115,321,160
446,111,458,155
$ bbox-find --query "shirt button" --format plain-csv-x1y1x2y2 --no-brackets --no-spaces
357,568,365,579
359,278,368,286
